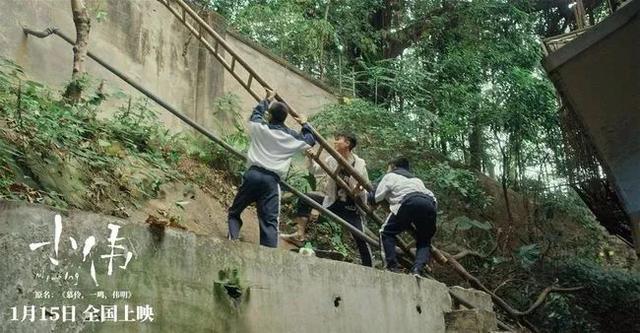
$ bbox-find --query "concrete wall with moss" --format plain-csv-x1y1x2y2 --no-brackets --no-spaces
0,200,452,332
0,0,337,135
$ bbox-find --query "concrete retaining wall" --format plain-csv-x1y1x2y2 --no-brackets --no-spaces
224,32,338,119
0,200,452,332
0,0,337,135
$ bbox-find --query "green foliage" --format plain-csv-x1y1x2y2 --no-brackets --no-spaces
353,57,435,105
212,93,243,134
63,73,91,101
539,189,598,229
90,1,109,23
177,93,247,178
312,99,490,211
311,98,427,169
540,293,598,333
534,189,607,259
452,216,491,231
219,0,560,193
284,168,313,194
315,217,349,257
110,97,174,157
216,267,243,290
0,60,183,209
228,1,337,76
418,162,491,210
182,130,248,182
535,259,640,333
514,243,540,269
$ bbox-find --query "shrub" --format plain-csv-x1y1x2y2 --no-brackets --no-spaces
537,258,640,332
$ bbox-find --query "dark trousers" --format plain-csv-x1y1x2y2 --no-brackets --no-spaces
379,193,437,272
228,166,281,248
296,192,373,267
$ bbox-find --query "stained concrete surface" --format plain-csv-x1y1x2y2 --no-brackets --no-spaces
0,200,452,332
0,0,337,136
450,286,494,312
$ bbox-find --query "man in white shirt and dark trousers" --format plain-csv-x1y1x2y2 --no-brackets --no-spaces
227,89,316,248
370,156,437,276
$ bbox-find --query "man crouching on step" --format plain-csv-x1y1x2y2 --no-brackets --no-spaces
282,131,373,267
369,156,437,277
227,89,316,248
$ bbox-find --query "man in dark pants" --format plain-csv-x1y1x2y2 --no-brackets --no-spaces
369,156,437,276
282,132,373,267
227,89,316,248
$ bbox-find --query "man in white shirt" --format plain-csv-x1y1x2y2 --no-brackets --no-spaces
282,132,373,267
227,89,316,248
370,156,437,276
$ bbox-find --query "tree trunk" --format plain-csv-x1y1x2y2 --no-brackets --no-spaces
493,131,516,227
484,158,496,179
469,114,483,171
440,135,448,156
64,0,91,103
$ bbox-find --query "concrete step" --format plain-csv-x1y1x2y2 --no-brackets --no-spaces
450,286,494,311
445,309,498,333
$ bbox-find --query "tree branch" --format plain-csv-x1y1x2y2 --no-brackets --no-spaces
381,5,451,59
523,285,584,315
492,278,517,294
433,246,584,318
451,242,498,260
452,249,488,260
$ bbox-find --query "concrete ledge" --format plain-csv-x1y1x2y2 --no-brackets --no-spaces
0,200,452,332
450,286,494,312
445,309,498,333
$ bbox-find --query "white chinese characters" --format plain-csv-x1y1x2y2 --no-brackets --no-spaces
28,214,135,286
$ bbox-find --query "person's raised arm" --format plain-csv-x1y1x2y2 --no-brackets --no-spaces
361,162,371,190
363,163,372,200
249,88,277,123
368,173,391,205
293,114,316,147
305,151,323,174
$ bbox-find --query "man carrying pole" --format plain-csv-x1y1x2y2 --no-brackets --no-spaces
227,89,316,248
282,132,373,267
370,156,437,276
